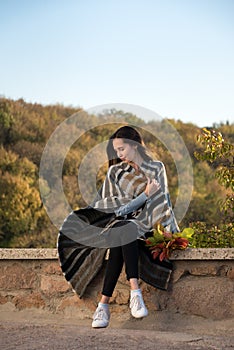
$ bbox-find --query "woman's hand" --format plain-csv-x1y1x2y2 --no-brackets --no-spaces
144,177,160,197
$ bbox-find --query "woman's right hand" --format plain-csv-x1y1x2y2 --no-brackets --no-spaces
144,177,160,197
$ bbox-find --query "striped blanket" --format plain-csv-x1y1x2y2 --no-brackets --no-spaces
58,160,178,297
93,160,179,235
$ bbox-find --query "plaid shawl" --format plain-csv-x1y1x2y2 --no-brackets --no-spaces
58,159,179,297
93,160,179,235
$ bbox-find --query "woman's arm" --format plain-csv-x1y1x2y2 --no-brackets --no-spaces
94,163,160,217
114,191,148,217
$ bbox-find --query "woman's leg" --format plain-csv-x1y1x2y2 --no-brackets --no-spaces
122,239,139,289
92,246,123,328
92,222,147,327
122,238,148,318
101,221,139,298
101,238,139,301
101,246,124,299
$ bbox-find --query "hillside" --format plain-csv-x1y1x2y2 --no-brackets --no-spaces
0,97,233,247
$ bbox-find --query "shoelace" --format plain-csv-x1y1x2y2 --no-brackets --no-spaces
94,308,109,321
130,295,143,311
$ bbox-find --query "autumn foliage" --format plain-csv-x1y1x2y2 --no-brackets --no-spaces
0,97,233,248
145,224,194,261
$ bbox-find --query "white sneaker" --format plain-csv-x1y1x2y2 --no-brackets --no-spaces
92,304,110,328
130,293,148,318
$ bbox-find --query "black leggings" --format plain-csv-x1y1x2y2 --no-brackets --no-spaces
102,222,139,297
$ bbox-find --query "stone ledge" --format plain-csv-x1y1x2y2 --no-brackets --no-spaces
0,249,58,260
171,248,234,260
0,248,233,320
0,248,233,260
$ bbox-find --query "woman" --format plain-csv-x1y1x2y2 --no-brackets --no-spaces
91,125,179,328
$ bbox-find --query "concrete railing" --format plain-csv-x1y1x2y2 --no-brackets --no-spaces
0,248,233,320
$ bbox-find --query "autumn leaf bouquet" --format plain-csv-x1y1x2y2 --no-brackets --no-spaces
145,224,194,262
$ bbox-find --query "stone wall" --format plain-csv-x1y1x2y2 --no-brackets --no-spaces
0,248,233,320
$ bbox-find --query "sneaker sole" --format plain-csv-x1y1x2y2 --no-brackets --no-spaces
131,310,148,318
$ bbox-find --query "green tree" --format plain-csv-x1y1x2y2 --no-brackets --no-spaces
0,148,44,246
0,99,15,145
194,128,234,218
0,97,233,248
0,172,44,245
189,128,234,248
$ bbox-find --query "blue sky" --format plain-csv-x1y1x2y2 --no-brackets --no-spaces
0,0,234,127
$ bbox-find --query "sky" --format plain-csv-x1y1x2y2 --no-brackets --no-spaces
0,0,234,127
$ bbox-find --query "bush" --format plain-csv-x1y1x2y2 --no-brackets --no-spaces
189,222,234,248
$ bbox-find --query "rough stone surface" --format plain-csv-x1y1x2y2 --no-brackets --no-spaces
156,276,234,319
227,267,234,279
171,248,234,260
13,292,45,310
57,295,96,319
0,309,234,350
0,263,38,290
0,248,57,259
111,287,130,305
0,295,8,305
40,275,71,295
42,261,62,275
0,249,233,321
1,247,233,260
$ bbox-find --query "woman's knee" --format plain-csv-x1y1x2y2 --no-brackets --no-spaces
106,221,139,247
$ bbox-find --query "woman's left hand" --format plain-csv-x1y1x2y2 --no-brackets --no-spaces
144,178,160,197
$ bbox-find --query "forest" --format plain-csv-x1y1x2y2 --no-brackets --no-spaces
0,97,233,248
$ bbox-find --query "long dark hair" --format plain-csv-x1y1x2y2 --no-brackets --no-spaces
106,125,152,167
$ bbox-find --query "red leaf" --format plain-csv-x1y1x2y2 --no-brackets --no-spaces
152,250,161,259
159,251,166,261
174,237,189,249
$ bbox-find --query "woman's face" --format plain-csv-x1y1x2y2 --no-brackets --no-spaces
112,138,136,163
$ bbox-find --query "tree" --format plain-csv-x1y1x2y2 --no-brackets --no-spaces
0,97,233,247
0,172,44,245
194,128,234,219
0,99,15,145
0,148,45,246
